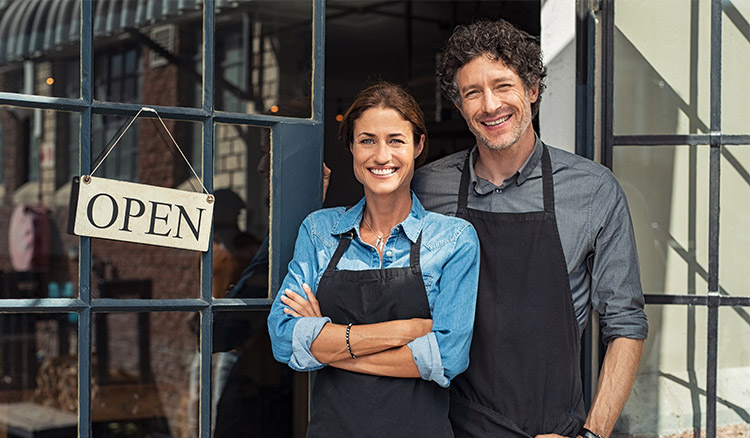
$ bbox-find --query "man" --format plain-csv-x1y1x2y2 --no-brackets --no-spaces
413,19,648,438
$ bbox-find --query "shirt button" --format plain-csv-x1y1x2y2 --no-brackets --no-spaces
385,250,392,257
495,188,502,193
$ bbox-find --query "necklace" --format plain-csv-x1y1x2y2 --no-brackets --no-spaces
362,215,388,251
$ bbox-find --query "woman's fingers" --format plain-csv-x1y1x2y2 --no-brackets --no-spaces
281,287,320,317
302,284,323,317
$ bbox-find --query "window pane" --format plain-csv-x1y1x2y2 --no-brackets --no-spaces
717,307,750,437
720,146,750,297
616,305,707,437
93,1,203,107
92,311,197,438
208,310,307,437
0,107,80,298
614,0,710,135
722,1,750,135
213,125,270,299
214,1,312,117
0,312,79,437
612,145,710,295
0,0,80,98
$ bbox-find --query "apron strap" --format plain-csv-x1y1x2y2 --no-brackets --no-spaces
458,145,556,216
457,151,472,210
409,232,423,274
540,144,555,215
325,231,353,272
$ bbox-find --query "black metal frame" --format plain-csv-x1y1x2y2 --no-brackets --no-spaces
599,0,750,437
0,1,326,437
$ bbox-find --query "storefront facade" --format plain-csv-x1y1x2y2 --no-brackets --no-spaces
0,1,747,437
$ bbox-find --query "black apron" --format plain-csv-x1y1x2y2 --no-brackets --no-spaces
449,145,586,437
307,231,452,438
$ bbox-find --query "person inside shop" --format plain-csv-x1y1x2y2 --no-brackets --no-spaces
412,19,649,438
267,82,480,437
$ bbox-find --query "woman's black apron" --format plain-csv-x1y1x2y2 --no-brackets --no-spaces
307,231,452,438
449,145,586,437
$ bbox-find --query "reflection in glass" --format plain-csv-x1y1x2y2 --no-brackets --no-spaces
720,146,750,297
94,1,203,107
0,313,78,437
213,125,270,299
717,307,750,437
617,305,707,437
88,115,203,299
0,107,80,298
614,0,710,135
190,310,306,438
215,1,312,116
613,145,710,295
0,0,80,98
722,1,750,135
92,311,196,438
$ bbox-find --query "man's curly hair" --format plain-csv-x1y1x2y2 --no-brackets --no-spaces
438,19,547,118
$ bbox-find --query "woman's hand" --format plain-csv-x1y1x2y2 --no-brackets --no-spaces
281,283,323,318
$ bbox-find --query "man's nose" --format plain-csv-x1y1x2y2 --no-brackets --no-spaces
481,90,501,114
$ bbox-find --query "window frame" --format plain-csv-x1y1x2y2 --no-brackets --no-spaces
0,1,325,437
596,1,750,437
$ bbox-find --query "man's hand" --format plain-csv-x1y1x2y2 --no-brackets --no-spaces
535,434,575,438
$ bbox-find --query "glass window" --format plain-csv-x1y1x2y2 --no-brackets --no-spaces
0,312,79,438
0,0,80,98
612,145,710,295
213,125,270,299
93,1,203,108
717,307,750,437
92,311,197,438
616,305,708,436
214,1,313,117
614,0,711,136
722,1,750,135
719,145,750,297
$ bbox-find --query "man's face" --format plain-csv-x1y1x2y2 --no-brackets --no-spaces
454,54,538,152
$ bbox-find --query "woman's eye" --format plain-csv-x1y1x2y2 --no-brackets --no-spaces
390,138,405,145
360,138,375,145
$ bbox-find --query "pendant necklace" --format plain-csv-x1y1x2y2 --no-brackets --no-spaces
362,216,388,251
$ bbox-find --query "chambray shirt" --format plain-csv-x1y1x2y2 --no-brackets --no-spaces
413,137,648,343
267,193,480,388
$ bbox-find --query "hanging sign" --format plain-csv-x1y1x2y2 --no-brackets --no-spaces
68,107,214,252
69,176,213,251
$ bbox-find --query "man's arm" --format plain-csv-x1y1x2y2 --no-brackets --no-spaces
582,337,644,437
536,337,644,438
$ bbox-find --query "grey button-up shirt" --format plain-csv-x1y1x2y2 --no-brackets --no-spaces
413,137,648,342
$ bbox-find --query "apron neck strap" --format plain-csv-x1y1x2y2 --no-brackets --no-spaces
325,230,423,272
457,144,556,215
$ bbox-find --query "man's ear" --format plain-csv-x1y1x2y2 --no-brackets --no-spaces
528,85,540,103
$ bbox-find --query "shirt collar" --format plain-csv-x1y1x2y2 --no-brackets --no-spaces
465,135,544,193
330,191,426,243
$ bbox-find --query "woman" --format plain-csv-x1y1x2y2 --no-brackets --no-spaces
267,82,479,437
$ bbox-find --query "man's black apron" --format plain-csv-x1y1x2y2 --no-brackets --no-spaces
449,145,586,437
307,231,452,438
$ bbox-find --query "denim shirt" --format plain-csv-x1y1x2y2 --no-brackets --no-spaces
267,192,480,388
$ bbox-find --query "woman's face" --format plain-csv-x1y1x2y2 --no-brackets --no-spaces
350,106,424,199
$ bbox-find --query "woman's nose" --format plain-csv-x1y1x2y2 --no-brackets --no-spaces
374,142,391,162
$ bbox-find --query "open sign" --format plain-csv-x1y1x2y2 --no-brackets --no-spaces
69,176,214,252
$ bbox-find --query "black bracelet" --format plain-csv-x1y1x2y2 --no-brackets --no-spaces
580,428,605,438
346,323,357,359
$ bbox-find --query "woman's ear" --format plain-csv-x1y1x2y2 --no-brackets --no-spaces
414,134,425,159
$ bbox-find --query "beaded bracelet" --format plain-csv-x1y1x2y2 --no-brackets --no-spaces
346,323,357,359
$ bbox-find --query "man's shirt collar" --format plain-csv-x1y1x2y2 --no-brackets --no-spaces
465,135,544,194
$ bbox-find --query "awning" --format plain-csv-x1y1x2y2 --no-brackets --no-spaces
0,0,206,64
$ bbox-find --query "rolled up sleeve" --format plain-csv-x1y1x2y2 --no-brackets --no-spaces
590,172,649,343
267,216,330,372
413,222,480,386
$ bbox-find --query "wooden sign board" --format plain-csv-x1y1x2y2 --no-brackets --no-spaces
68,176,214,252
